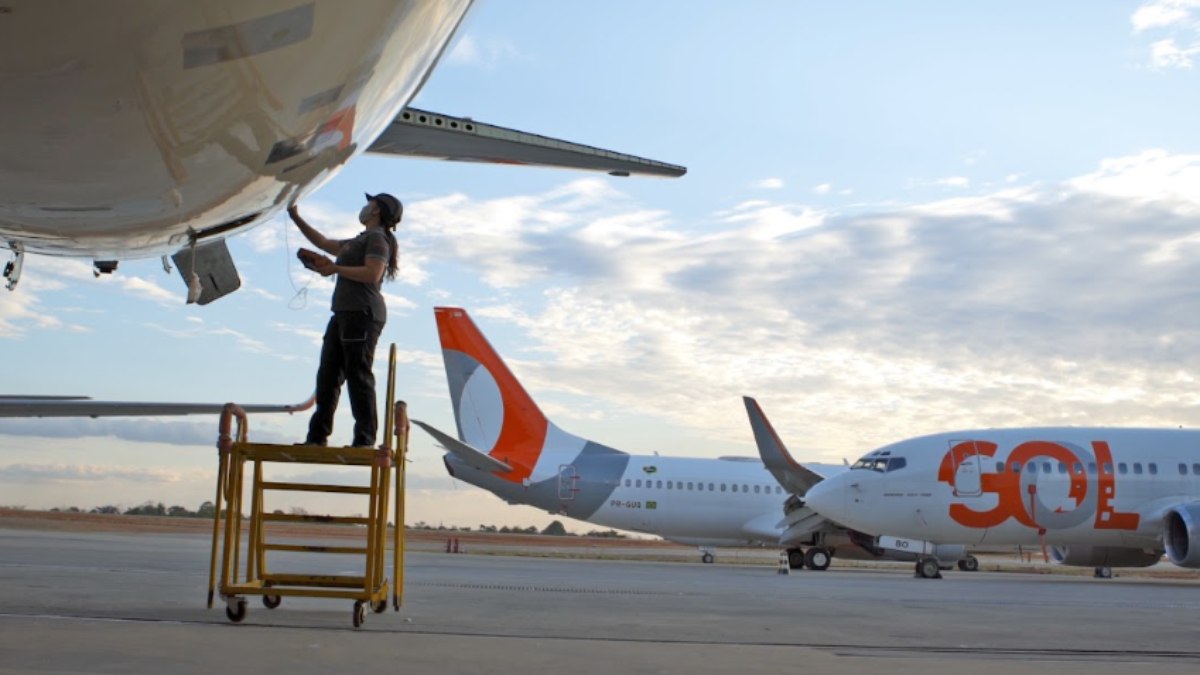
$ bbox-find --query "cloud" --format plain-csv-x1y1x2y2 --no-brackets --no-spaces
1150,38,1200,68
1132,0,1200,32
752,178,785,189
399,150,1200,458
935,176,970,188
0,462,187,485
446,34,524,69
0,417,287,446
812,183,832,195
1132,1,1200,68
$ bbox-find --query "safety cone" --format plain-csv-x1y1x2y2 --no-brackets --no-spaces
777,550,790,575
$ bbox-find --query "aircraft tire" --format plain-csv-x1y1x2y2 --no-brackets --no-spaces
804,547,831,571
1094,566,1113,579
917,557,942,579
701,552,715,564
787,548,806,570
957,555,979,572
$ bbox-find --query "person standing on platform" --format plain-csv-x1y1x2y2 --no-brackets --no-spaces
288,193,401,447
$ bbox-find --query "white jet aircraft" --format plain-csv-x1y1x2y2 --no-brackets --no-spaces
745,396,977,572
803,428,1200,578
415,307,975,568
0,1,684,303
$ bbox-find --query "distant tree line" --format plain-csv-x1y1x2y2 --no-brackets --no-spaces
20,505,628,538
46,501,218,518
410,519,627,538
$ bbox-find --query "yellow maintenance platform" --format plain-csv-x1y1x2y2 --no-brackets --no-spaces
206,344,408,629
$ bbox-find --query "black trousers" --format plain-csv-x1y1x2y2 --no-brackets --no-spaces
307,310,384,446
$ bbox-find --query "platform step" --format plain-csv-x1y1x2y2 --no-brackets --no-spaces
260,481,371,495
263,543,369,554
263,513,370,525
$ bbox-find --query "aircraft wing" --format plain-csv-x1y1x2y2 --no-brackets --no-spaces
367,108,686,178
412,419,513,474
0,395,314,418
743,396,828,495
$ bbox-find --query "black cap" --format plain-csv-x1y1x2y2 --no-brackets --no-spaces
365,192,403,227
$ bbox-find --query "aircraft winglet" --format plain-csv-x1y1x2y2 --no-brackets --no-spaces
412,419,513,474
743,396,826,495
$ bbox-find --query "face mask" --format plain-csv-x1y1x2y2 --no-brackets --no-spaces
358,203,374,224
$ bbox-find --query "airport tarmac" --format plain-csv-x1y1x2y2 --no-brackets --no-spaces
2,527,1199,674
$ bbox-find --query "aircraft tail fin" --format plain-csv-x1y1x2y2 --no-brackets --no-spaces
434,307,550,482
743,396,826,495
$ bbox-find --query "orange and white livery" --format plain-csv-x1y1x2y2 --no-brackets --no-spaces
803,427,1200,577
417,308,979,569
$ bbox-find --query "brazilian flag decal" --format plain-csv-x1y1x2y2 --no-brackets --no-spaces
646,501,657,510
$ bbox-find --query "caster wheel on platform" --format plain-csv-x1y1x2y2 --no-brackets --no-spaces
353,600,366,628
372,599,387,614
225,600,247,623
262,595,282,609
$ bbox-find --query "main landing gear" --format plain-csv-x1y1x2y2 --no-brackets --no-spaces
956,555,979,572
782,547,832,571
916,556,943,579
700,548,715,564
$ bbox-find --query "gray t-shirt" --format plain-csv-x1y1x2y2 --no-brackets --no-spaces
331,228,390,322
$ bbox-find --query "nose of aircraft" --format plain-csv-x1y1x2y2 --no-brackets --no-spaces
804,475,845,521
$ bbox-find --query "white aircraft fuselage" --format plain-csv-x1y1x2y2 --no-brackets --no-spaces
0,0,471,259
805,427,1200,568
447,451,795,547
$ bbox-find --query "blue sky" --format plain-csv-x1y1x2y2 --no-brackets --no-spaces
3,1,1200,531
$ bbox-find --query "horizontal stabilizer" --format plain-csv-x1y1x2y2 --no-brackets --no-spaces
368,108,686,178
412,419,513,474
0,394,315,418
743,396,826,495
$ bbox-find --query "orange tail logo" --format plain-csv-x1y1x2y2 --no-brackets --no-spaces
434,307,548,483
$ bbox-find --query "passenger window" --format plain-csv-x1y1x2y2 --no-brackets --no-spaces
731,484,738,493
635,479,642,488
1057,463,1066,474
996,462,1005,474
1042,462,1052,474
1133,463,1143,475
720,484,727,492
1149,463,1158,475
1073,462,1083,474
1010,461,1021,473
743,484,749,493
1193,463,1200,476
1118,463,1127,475
688,482,694,490
1179,463,1188,476
1026,463,1037,474
754,485,761,494
1102,463,1112,475
776,486,783,494
708,483,715,491
656,480,663,489
625,479,631,487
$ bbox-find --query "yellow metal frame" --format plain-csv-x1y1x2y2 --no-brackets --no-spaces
207,344,408,628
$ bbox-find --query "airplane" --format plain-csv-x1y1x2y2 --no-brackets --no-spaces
0,1,684,304
745,396,978,572
413,306,977,569
802,427,1200,578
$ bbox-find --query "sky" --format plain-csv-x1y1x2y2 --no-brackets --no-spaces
3,1,1200,532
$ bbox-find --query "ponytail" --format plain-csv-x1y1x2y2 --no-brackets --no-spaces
383,228,398,281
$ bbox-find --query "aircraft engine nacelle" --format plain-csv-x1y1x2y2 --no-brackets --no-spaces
1049,545,1161,568
1163,502,1200,568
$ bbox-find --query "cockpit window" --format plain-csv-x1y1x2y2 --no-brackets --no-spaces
851,456,906,472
